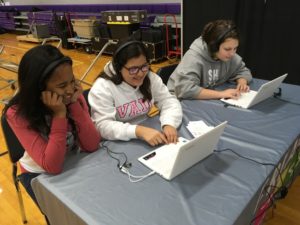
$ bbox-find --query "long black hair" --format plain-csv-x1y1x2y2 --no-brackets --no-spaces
2,45,72,135
100,38,152,102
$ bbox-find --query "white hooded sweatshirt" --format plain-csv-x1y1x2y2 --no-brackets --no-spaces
89,62,182,141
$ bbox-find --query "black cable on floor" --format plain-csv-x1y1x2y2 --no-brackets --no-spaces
0,150,8,157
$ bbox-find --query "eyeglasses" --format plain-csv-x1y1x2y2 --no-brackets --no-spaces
123,64,150,75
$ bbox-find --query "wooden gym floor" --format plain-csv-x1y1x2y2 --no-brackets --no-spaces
0,33,299,225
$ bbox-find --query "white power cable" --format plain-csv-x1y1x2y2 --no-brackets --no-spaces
120,167,155,183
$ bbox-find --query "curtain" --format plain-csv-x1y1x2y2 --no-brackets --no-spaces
257,0,300,84
182,0,300,85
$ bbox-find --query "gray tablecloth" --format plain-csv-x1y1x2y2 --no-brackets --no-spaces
32,79,300,225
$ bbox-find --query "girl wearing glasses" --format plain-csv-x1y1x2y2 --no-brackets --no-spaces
89,40,182,146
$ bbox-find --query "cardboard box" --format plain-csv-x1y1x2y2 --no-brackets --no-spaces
71,19,100,39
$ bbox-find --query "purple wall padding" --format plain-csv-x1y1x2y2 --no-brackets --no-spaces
0,3,180,33
0,3,180,14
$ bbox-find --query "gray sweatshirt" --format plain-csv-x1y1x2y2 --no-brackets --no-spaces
167,36,252,99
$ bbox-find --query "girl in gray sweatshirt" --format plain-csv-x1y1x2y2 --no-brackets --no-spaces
168,20,252,100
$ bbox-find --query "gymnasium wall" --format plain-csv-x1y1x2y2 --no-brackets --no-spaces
4,0,180,5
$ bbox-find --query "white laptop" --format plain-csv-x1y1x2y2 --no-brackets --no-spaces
138,121,227,180
220,74,287,109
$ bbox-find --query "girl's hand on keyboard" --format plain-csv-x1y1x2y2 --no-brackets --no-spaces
136,125,168,146
163,125,178,144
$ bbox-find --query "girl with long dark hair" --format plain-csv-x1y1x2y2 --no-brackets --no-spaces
3,45,101,202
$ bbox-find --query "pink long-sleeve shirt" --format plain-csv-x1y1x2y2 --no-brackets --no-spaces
7,95,101,174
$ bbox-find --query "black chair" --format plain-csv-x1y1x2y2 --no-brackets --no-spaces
1,114,27,224
156,63,178,85
83,88,91,114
